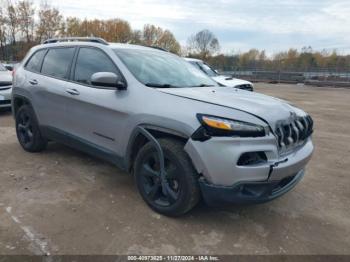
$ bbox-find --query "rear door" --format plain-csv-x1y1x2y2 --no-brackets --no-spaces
22,48,47,118
29,47,76,130
63,47,128,154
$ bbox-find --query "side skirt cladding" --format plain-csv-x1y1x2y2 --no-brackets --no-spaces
40,126,127,171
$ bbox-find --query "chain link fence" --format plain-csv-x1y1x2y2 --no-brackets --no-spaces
222,67,350,88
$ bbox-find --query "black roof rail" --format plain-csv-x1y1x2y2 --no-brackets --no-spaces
148,46,169,52
43,37,109,45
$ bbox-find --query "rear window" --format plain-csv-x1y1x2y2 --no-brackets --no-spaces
41,48,75,79
25,49,46,72
0,64,6,71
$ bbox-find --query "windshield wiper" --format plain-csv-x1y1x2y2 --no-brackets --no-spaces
191,84,215,87
145,83,179,88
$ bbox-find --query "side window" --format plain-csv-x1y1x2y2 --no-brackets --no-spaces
74,47,118,85
41,48,75,79
25,49,46,72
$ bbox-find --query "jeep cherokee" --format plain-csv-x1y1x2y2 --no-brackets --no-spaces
12,37,314,216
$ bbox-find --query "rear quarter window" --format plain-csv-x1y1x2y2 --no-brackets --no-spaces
25,49,47,72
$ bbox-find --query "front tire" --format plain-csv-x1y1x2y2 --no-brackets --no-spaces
15,104,47,152
134,138,200,216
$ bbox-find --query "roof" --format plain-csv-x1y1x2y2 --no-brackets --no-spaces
35,41,168,55
184,57,203,62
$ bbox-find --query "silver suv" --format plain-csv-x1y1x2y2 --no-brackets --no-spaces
12,37,314,216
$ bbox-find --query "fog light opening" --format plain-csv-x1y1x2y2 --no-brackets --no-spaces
237,152,267,166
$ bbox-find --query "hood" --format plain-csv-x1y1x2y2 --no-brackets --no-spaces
0,70,12,84
212,75,252,87
159,86,306,129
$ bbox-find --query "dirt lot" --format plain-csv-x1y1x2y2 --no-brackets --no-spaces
0,83,349,255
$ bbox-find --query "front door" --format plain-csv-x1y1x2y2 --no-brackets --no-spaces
63,47,128,155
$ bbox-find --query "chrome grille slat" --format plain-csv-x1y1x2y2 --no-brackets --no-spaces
291,121,299,143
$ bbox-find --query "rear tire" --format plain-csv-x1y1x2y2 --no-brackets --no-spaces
134,138,200,216
15,104,47,152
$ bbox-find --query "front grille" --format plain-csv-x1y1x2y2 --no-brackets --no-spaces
275,115,313,153
0,82,12,87
236,84,253,91
0,100,11,105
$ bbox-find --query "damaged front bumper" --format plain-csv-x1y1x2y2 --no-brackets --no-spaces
185,135,313,205
199,169,304,206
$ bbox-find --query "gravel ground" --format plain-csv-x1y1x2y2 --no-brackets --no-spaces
0,83,349,255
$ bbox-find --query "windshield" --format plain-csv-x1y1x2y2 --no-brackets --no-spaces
197,62,218,77
0,64,7,71
114,49,217,88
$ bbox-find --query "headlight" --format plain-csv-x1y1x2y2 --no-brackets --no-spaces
192,114,267,141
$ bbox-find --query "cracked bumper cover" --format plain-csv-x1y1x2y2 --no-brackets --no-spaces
199,170,304,206
184,135,313,205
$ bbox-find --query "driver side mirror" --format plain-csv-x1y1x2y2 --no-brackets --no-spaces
91,72,127,90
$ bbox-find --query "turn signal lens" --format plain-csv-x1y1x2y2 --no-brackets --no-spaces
196,114,267,138
202,116,233,131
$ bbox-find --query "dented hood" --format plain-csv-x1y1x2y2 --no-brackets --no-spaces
159,86,306,129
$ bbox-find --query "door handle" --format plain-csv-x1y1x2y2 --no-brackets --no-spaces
29,79,38,85
66,88,80,95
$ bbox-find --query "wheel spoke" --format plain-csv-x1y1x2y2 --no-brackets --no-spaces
24,120,31,128
147,184,161,200
18,123,26,131
164,183,178,204
27,130,33,139
142,163,159,178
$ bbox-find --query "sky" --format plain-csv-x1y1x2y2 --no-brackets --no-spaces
33,0,350,55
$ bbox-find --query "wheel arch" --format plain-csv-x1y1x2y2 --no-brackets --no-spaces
125,125,189,173
12,95,33,117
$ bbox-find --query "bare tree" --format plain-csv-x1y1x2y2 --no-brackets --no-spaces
156,29,180,54
36,1,62,42
142,24,162,46
142,24,181,54
129,29,142,44
6,0,19,45
17,0,35,43
187,29,220,59
61,17,81,37
0,5,8,59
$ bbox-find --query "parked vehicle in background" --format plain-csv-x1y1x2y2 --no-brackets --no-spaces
12,37,313,216
0,63,13,109
185,58,254,91
3,64,14,71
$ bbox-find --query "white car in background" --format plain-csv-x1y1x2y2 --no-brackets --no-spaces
0,63,13,109
185,58,254,91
